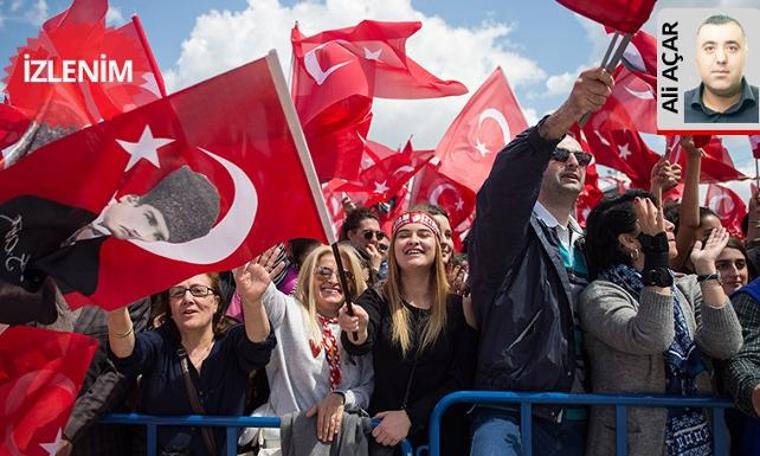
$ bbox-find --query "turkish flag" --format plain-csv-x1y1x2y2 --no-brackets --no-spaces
567,127,603,227
0,52,330,311
705,184,747,238
339,139,430,207
584,126,661,190
605,27,657,86
0,326,97,456
604,65,657,134
411,163,476,233
2,0,165,167
667,136,747,184
291,20,466,124
749,135,760,159
300,95,373,182
556,0,656,33
435,67,528,193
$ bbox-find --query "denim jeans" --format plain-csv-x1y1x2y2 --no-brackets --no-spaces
470,408,587,456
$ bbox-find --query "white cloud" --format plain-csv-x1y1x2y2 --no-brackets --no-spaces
544,71,576,98
10,0,23,13
106,5,124,26
163,0,547,149
24,0,47,26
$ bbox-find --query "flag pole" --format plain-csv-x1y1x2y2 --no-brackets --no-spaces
267,49,357,336
578,33,632,127
755,158,759,189
132,14,168,97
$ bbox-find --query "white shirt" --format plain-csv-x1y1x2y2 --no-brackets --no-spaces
533,201,582,252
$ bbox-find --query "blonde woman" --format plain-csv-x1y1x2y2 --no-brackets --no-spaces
338,211,478,453
236,244,372,449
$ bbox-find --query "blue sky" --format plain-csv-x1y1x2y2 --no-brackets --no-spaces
1,0,758,199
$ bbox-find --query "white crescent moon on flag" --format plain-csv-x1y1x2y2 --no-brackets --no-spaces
130,148,258,265
708,194,733,217
478,108,511,145
304,41,352,86
429,183,458,207
623,85,655,100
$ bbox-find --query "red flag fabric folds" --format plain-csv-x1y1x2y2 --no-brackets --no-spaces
435,68,528,193
584,126,661,190
749,135,760,159
0,53,330,311
2,0,165,168
556,0,656,33
705,183,747,238
667,135,747,184
0,326,97,456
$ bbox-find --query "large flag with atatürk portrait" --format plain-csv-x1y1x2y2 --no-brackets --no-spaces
0,51,331,319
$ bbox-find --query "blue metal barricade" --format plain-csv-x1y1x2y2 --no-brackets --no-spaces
424,391,734,456
100,413,414,456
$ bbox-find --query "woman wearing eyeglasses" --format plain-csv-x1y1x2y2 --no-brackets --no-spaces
107,272,276,455
235,244,372,450
338,211,478,454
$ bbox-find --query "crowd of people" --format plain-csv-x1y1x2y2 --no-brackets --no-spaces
6,66,760,456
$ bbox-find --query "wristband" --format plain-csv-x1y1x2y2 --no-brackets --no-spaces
697,272,721,284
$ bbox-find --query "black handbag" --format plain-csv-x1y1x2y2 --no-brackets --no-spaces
177,347,218,455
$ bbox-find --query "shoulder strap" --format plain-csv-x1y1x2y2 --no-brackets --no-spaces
177,347,217,456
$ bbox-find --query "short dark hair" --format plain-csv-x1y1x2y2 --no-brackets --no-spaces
698,14,745,36
339,206,379,241
584,189,656,279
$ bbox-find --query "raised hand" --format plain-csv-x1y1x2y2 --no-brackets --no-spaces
690,226,729,275
338,303,369,344
233,246,285,304
650,157,682,194
633,197,665,236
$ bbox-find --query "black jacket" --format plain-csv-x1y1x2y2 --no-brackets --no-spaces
469,122,577,395
342,288,477,445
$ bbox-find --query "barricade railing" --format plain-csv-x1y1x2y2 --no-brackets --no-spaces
422,391,734,456
100,413,414,456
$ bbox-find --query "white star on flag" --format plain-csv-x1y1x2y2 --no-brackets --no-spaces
618,143,632,160
474,139,490,157
455,198,465,211
364,47,383,61
39,428,64,456
373,180,390,194
117,125,174,171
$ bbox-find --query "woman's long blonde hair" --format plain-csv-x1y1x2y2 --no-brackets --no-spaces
294,244,368,343
382,225,449,358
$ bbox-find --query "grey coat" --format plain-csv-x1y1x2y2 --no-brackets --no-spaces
579,275,742,456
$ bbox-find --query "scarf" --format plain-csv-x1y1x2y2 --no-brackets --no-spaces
599,264,712,456
316,314,342,391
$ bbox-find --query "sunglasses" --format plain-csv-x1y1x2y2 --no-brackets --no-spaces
315,266,354,282
168,285,217,299
362,230,387,241
551,148,592,167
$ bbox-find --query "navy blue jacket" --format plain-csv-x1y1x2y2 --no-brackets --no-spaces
469,122,577,396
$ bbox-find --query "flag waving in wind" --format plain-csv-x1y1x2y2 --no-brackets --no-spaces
1,0,166,168
705,184,747,238
435,67,528,193
556,0,656,33
0,52,331,314
0,326,97,456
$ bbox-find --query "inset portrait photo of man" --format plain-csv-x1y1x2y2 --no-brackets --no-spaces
685,14,759,124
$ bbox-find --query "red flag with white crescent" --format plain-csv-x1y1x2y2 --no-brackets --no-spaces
704,183,747,238
667,135,747,184
411,163,476,233
0,52,331,313
435,67,528,193
0,326,97,456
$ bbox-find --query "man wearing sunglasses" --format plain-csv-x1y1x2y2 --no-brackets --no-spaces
469,67,614,456
339,206,388,280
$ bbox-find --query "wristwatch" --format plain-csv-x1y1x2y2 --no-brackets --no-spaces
642,268,673,287
697,272,721,284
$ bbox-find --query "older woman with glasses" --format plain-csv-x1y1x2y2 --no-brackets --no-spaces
107,272,276,455
236,244,372,450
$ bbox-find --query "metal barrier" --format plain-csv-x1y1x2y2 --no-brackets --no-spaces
100,413,414,456
424,391,735,456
